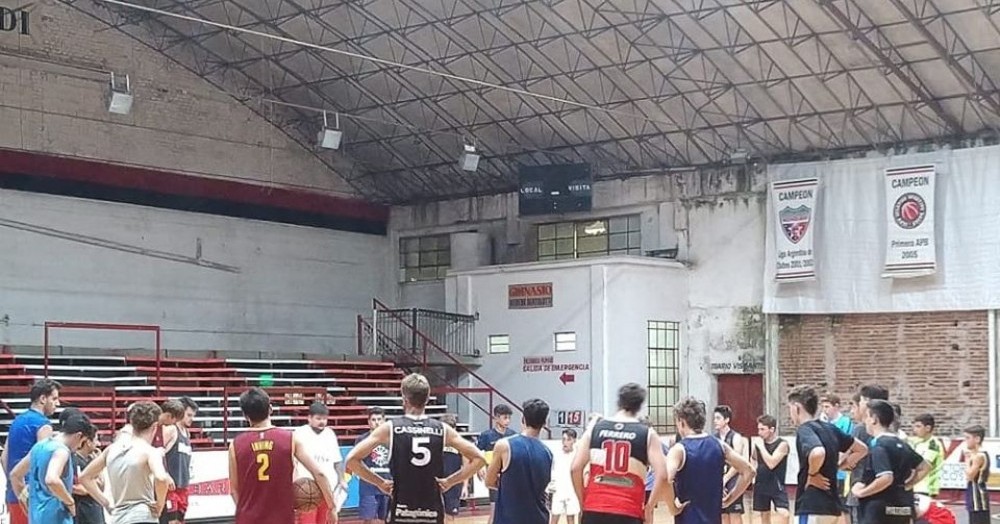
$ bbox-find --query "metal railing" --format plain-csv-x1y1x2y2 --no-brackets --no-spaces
360,306,478,358
359,299,549,438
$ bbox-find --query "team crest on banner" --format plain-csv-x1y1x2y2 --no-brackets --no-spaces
884,165,936,277
771,178,819,281
779,205,811,243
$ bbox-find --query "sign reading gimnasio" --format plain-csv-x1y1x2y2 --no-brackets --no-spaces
508,282,553,309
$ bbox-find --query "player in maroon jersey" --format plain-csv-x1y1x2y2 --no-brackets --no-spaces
228,388,337,524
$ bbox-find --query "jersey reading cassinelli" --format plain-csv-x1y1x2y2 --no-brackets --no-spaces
584,419,650,519
389,416,446,524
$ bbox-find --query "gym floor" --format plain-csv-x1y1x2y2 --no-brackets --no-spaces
331,501,996,524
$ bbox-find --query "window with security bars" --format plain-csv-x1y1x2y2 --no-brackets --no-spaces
400,234,451,282
647,320,680,434
536,215,641,261
488,334,510,354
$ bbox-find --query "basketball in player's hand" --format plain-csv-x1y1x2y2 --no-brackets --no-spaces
293,478,323,511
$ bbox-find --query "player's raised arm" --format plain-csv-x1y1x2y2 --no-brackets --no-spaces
441,423,487,491
80,446,113,509
346,421,393,493
9,452,30,503
721,441,755,508
643,429,669,517
569,424,593,507
483,438,508,489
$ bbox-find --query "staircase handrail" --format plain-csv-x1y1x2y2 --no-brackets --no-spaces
373,298,522,412
359,317,496,419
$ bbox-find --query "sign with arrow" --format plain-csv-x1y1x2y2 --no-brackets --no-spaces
559,372,575,385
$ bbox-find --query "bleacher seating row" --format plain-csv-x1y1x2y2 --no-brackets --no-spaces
0,353,452,449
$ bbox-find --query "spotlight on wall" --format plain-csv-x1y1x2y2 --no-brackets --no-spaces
458,143,480,172
316,111,343,150
107,73,133,115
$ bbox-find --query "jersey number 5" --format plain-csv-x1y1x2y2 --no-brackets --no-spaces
602,440,631,474
256,452,270,481
411,436,431,467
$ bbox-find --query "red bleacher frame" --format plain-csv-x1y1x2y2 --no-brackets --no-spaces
43,321,162,394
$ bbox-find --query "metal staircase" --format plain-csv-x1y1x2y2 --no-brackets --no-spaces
357,299,539,433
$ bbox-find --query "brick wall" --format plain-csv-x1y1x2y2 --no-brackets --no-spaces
778,311,989,436
0,2,352,196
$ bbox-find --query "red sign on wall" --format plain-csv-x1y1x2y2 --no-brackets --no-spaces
508,282,553,309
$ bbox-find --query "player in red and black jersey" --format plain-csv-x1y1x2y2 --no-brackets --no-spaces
570,383,668,524
227,387,337,524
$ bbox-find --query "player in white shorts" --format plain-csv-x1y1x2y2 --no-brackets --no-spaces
548,429,581,523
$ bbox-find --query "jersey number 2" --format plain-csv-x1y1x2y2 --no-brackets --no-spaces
411,436,431,467
602,441,631,474
256,452,270,481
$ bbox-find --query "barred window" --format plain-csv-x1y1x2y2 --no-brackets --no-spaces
647,321,681,434
400,235,450,282
537,215,641,261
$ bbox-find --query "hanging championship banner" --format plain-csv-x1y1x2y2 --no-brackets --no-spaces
771,178,818,281
883,165,936,277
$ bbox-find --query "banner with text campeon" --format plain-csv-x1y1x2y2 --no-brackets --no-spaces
883,165,936,277
771,178,819,282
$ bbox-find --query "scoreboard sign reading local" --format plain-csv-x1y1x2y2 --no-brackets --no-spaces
508,282,553,309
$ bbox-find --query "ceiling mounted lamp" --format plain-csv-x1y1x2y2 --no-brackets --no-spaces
729,148,750,163
458,142,480,172
107,73,133,115
317,111,343,150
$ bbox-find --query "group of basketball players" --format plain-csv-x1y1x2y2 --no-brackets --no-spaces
646,385,991,524
1,379,197,524
4,375,994,524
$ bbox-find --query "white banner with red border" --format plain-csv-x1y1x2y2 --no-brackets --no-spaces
771,178,819,282
884,165,937,278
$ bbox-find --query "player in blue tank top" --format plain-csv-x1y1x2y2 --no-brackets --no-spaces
485,398,553,524
659,397,755,524
9,415,95,524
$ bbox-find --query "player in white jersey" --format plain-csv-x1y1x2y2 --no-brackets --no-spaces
293,402,347,524
548,428,581,524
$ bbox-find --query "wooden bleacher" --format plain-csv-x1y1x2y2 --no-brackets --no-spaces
0,352,451,449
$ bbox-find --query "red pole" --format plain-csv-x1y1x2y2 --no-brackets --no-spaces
155,328,162,396
43,323,49,378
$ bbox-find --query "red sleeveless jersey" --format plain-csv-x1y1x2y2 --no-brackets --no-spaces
583,419,649,519
152,424,165,449
233,427,295,524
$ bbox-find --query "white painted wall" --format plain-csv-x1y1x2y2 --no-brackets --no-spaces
764,145,1000,313
0,189,387,355
445,257,687,431
390,167,768,418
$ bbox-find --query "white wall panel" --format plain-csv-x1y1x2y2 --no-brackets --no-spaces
0,189,387,355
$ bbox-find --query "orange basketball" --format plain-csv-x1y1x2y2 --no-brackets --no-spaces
293,477,323,511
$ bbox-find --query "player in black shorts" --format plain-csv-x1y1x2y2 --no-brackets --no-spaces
347,374,486,524
751,415,789,524
441,414,467,522
850,400,928,524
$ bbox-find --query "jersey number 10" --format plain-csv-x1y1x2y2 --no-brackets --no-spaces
602,440,632,474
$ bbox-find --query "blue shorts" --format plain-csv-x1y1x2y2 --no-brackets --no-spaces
358,494,389,520
443,485,462,515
